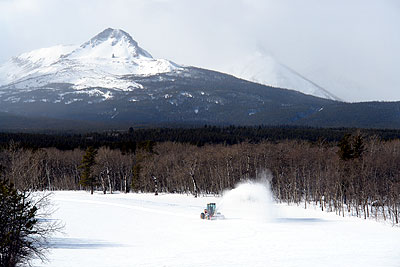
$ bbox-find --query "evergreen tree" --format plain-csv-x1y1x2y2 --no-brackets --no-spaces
0,180,59,267
352,133,365,159
338,134,354,161
79,146,98,194
338,133,365,161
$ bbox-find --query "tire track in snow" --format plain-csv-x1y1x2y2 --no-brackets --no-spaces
54,197,194,219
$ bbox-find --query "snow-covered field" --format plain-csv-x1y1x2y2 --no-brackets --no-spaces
35,182,400,267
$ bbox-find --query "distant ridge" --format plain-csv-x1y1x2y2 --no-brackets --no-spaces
230,52,341,101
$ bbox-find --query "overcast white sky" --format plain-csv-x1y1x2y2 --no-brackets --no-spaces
0,0,399,102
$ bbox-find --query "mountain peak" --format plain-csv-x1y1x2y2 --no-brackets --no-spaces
87,28,138,47
0,27,180,89
76,28,152,59
230,52,341,101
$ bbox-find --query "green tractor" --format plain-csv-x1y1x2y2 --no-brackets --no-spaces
200,203,225,220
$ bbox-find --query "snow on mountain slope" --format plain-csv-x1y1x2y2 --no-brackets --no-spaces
70,28,152,60
0,28,181,91
0,45,77,85
230,52,341,101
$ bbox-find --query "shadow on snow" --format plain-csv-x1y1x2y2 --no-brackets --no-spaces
49,238,127,249
275,218,328,223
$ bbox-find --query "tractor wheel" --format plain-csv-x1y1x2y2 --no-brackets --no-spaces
200,212,205,219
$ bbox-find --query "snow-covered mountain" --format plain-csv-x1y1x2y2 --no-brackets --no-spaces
0,28,340,102
229,52,341,101
0,28,339,101
0,28,181,92
2,28,399,129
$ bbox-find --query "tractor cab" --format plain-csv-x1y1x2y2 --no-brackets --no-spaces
207,203,216,216
200,203,224,220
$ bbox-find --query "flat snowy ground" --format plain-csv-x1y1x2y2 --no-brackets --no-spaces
35,183,400,267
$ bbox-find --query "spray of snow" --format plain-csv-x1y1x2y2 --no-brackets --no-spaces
219,173,275,222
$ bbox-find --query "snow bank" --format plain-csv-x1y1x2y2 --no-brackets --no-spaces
219,179,275,222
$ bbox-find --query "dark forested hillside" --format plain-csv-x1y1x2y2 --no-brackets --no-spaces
1,126,400,150
1,67,400,129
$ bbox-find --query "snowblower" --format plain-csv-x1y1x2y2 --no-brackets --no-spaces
200,203,225,220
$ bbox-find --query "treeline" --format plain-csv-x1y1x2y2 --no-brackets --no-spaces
2,126,400,150
0,133,399,224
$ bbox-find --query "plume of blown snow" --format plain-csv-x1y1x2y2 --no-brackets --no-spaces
219,172,275,222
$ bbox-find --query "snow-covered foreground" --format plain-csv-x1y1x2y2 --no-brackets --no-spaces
35,183,400,267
